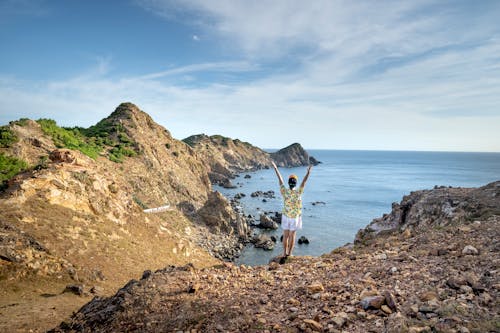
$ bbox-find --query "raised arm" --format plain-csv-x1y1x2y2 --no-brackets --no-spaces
271,161,284,186
299,165,312,190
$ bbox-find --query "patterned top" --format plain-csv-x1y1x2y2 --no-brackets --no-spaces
280,184,303,218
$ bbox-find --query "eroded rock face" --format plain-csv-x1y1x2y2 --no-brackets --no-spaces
270,143,320,167
355,181,500,244
197,191,250,239
183,135,320,186
183,134,272,185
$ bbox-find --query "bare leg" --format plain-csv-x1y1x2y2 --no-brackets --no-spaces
288,231,297,256
282,230,290,256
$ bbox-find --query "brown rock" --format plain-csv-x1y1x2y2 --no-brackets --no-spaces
307,283,325,293
360,295,385,310
419,291,438,302
383,290,398,311
381,305,393,314
303,319,323,331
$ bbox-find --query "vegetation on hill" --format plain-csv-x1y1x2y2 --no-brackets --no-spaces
0,152,28,189
36,118,137,163
0,126,18,148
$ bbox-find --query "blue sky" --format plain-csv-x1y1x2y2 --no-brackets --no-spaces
1,0,499,151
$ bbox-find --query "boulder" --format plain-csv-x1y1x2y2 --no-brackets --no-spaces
252,234,275,251
462,245,479,255
298,236,310,244
258,214,279,230
198,191,249,237
49,149,76,164
360,295,385,310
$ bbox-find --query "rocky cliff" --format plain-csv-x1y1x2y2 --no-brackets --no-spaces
183,135,319,186
50,181,500,333
183,134,272,185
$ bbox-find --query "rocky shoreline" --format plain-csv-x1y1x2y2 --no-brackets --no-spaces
50,181,500,332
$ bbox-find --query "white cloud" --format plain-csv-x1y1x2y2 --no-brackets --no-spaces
1,1,499,151
192,34,200,41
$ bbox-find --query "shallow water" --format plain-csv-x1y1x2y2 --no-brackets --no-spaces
215,150,500,266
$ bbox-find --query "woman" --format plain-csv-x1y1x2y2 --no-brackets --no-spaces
271,161,312,261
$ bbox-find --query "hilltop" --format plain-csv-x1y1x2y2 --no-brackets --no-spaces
51,181,499,332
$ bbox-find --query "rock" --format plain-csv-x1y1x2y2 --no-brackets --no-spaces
90,286,103,295
49,149,76,163
383,290,398,311
462,245,479,255
446,277,467,289
221,178,237,189
374,253,388,260
258,214,279,229
312,201,326,206
271,143,320,167
360,295,385,310
419,291,438,302
307,283,324,293
331,312,348,328
251,190,275,199
64,284,84,296
198,191,243,236
234,193,246,199
386,312,408,333
418,299,440,313
253,234,275,251
141,270,152,280
303,319,323,331
270,212,282,224
381,305,392,314
187,283,200,293
244,174,251,179
298,236,310,244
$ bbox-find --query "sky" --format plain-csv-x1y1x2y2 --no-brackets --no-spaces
1,0,499,151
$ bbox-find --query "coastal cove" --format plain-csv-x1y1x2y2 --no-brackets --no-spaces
218,150,500,266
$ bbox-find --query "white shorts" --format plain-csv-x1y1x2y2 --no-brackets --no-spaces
281,214,302,231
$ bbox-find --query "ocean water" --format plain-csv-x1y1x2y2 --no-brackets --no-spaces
215,150,500,266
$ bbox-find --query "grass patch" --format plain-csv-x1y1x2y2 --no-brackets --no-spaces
0,152,29,190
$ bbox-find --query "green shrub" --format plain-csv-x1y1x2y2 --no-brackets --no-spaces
37,118,138,163
0,153,28,189
109,145,137,163
37,119,102,159
0,126,18,148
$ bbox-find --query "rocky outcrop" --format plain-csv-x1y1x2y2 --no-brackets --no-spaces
183,134,272,184
270,143,320,167
197,191,250,239
183,135,319,186
50,182,500,332
355,181,500,244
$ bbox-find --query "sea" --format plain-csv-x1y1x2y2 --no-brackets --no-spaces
215,150,500,266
